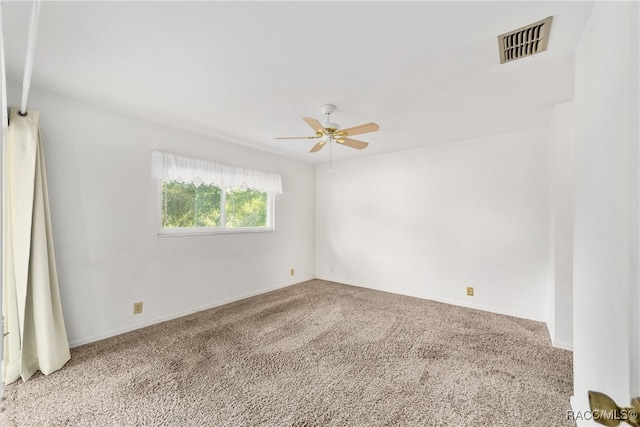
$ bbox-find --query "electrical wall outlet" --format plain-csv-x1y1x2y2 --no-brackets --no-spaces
290,268,295,276
466,287,474,297
133,302,143,314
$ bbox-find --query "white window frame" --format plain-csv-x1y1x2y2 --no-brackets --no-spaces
152,151,281,237
157,183,275,236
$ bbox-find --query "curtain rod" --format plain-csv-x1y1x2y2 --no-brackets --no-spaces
1,1,8,128
19,0,41,116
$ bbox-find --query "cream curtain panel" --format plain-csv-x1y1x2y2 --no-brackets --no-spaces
3,107,70,385
152,150,284,194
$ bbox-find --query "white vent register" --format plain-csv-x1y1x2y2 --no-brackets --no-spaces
498,16,553,64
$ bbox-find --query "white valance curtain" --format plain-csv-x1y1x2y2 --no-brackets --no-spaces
151,150,283,194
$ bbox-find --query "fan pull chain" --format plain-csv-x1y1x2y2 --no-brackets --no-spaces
325,109,332,171
329,138,333,172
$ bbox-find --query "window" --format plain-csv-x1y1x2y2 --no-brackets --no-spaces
225,188,268,228
162,182,222,228
152,151,282,235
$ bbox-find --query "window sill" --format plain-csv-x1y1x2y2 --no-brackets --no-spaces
158,227,275,237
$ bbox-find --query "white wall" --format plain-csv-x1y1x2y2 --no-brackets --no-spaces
572,1,639,422
7,82,316,347
316,128,551,321
548,101,575,350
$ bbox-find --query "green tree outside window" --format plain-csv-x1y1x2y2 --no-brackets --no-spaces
226,189,267,228
161,181,268,229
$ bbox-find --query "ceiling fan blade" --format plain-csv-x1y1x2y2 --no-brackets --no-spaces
275,136,319,140
338,122,379,137
309,141,327,153
338,137,369,150
302,117,327,135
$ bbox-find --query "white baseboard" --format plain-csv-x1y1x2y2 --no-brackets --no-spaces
70,276,560,348
316,275,547,322
552,339,573,351
68,275,315,348
546,320,573,351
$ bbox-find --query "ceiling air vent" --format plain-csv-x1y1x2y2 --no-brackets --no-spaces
498,16,553,64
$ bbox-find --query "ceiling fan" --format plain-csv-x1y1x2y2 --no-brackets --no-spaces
276,104,379,153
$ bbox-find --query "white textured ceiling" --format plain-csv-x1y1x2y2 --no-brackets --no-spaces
2,1,594,164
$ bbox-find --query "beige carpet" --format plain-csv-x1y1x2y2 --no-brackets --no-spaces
0,279,574,426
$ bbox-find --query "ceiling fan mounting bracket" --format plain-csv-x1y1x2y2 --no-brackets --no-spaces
320,104,339,129
320,104,336,115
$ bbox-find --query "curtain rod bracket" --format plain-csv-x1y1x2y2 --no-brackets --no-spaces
20,0,41,115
